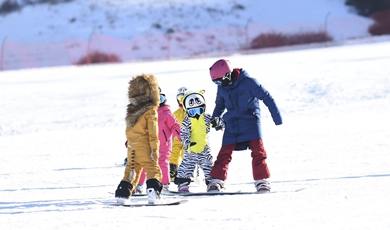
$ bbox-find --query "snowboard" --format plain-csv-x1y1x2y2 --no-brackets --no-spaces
110,199,188,207
166,187,305,196
108,192,157,197
115,162,125,167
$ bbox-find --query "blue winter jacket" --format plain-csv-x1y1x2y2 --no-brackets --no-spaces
212,69,282,150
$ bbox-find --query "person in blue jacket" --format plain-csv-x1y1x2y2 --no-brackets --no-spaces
207,59,282,193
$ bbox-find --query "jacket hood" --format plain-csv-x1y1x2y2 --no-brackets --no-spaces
126,74,160,127
227,68,247,89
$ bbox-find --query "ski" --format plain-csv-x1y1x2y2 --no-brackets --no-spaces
111,199,188,207
130,192,175,197
130,193,147,197
108,191,174,197
166,188,305,196
108,191,147,197
115,162,125,167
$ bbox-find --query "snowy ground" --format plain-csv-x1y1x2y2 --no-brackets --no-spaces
1,40,390,229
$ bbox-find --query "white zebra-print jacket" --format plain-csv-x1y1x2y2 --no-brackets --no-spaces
180,113,212,154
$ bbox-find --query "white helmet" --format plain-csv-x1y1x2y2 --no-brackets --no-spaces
176,87,188,106
182,90,206,117
177,87,188,96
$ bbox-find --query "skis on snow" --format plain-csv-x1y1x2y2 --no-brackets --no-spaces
165,188,305,196
94,198,188,207
110,187,305,197
102,188,305,207
111,199,188,207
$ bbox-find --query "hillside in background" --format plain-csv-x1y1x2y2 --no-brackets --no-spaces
0,0,373,43
0,0,385,71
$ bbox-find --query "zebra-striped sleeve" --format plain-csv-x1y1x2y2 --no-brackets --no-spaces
180,116,192,150
204,113,212,134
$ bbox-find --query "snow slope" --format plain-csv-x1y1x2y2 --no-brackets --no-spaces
1,39,390,229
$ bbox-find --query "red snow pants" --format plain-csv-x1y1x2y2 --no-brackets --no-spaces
210,139,270,180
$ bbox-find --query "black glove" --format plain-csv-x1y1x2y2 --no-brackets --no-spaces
115,180,132,198
170,164,178,182
185,141,197,150
211,118,217,127
211,117,225,130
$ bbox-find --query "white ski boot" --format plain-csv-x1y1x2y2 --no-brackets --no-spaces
255,179,271,193
117,197,130,205
207,178,225,193
147,188,160,204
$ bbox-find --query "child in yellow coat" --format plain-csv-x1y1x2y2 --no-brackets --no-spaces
169,87,188,181
115,74,162,204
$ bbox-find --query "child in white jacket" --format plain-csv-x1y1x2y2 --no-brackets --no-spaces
174,90,214,192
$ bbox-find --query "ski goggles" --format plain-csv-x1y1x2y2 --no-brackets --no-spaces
213,72,231,85
160,94,166,103
213,78,223,85
187,107,203,117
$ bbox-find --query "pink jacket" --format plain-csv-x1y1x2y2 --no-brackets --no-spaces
158,104,181,153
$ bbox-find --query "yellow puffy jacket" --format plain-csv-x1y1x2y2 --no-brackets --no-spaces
125,109,159,151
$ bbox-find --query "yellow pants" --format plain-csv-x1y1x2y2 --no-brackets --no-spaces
122,147,162,189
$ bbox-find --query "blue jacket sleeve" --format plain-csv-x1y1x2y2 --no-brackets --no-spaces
252,81,282,125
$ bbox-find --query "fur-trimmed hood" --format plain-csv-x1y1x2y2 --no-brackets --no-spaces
126,74,159,127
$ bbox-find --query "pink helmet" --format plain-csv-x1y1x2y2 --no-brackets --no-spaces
209,59,232,80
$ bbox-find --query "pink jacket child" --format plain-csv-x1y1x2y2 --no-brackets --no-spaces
135,90,181,193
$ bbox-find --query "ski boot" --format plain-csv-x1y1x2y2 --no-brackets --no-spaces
255,179,271,193
147,188,160,204
178,182,190,193
132,184,143,194
207,178,224,193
